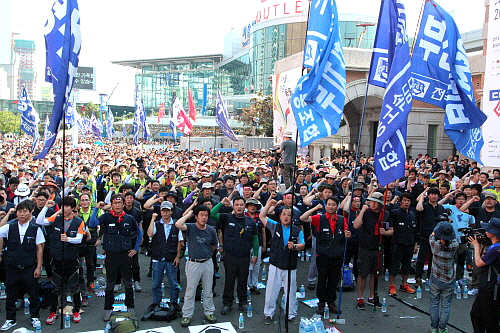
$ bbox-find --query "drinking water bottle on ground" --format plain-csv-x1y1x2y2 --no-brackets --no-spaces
24,298,29,315
416,286,422,299
381,298,387,313
456,282,461,299
323,306,329,319
239,313,244,329
300,284,306,298
247,301,253,317
64,312,71,328
463,285,469,299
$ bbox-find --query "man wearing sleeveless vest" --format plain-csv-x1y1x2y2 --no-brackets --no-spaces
0,200,45,331
36,196,86,325
300,197,351,315
259,199,305,325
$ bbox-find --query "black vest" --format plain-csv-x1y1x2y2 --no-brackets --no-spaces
101,213,136,253
391,208,417,246
50,216,82,260
419,203,445,237
269,223,301,270
6,220,39,267
223,214,255,257
151,220,179,262
312,214,346,259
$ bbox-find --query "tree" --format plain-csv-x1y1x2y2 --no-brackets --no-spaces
240,92,273,137
0,111,21,134
80,101,99,118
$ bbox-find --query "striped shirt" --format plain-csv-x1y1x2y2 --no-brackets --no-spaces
429,234,459,283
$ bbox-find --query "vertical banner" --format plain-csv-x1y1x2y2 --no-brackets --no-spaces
215,90,238,141
481,1,500,166
272,68,301,146
201,83,208,116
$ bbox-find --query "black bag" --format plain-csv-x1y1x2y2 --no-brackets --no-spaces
141,302,181,322
39,280,53,309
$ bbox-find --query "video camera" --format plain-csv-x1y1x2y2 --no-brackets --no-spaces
436,208,453,223
458,227,488,244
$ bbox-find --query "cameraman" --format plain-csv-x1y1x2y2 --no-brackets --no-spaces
276,131,296,190
469,217,500,333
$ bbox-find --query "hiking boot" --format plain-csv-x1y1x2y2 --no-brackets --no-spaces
367,297,382,309
328,302,339,314
73,312,81,323
181,317,191,327
356,298,366,310
205,314,217,324
316,302,325,314
0,320,16,331
46,312,58,325
264,316,272,325
400,284,416,294
389,284,397,296
103,310,113,322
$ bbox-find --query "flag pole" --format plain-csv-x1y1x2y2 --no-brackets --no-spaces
410,0,427,55
214,126,217,151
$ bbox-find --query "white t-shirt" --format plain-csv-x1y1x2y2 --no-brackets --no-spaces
0,220,45,245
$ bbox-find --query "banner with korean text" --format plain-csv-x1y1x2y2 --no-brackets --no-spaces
273,68,300,146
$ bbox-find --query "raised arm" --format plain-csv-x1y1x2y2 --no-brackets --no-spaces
300,203,323,223
259,199,279,227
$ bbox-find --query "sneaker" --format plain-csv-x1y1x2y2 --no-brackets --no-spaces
288,317,300,325
46,312,58,325
181,317,191,327
389,284,397,296
468,288,479,296
103,309,113,322
87,282,95,293
114,284,122,293
430,327,438,333
439,328,448,333
400,284,416,294
356,298,366,310
0,320,16,331
221,305,232,315
31,318,41,328
134,281,142,292
367,298,382,309
73,312,81,323
264,316,273,325
205,314,217,324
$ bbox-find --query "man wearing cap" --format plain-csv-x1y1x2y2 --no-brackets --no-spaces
277,130,297,190
428,222,459,333
211,197,259,315
469,217,500,333
353,191,391,310
148,201,183,307
89,194,143,321
484,177,500,202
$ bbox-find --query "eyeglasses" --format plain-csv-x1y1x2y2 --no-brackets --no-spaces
80,199,90,201
73,210,78,213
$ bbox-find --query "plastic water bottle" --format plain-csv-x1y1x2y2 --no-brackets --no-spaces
384,269,389,282
425,280,430,291
104,322,111,333
262,265,267,281
247,301,253,317
300,284,306,298
299,318,306,333
463,285,469,299
314,318,326,332
24,298,30,314
0,283,6,297
35,323,42,333
247,286,251,301
64,312,71,328
416,286,422,299
161,282,165,297
323,306,329,319
301,251,305,261
456,282,462,300
381,298,387,313
329,318,346,324
239,313,244,329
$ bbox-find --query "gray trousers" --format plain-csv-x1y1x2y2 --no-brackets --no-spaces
182,260,215,318
308,236,318,282
282,164,295,190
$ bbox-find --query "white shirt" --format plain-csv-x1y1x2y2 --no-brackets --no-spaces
152,217,183,263
0,219,45,245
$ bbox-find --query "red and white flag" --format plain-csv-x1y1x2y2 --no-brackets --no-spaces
172,96,193,134
157,103,165,124
188,89,197,123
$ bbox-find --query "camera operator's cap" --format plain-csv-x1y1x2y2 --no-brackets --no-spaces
283,130,293,138
434,221,456,241
483,191,498,200
366,192,384,204
245,198,262,209
482,217,500,239
202,182,215,189
160,201,173,211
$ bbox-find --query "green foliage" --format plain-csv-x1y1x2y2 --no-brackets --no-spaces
0,111,21,134
80,101,99,118
240,93,273,136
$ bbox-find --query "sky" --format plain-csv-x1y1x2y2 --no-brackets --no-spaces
9,0,486,107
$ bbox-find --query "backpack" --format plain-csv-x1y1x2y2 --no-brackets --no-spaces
141,302,181,322
339,265,356,291
39,280,53,309
110,312,138,333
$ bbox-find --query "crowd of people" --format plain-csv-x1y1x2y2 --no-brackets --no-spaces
0,134,500,332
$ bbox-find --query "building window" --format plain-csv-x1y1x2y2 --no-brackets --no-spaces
427,125,438,157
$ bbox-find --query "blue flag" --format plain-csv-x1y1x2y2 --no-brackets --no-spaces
106,108,114,139
65,102,75,128
411,1,487,163
215,90,238,142
90,112,102,139
372,0,413,186
122,118,127,138
18,85,40,152
43,115,50,146
132,85,143,145
291,0,346,147
35,0,81,160
368,0,393,88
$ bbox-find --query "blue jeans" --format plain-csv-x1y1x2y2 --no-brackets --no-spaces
429,274,454,331
152,260,179,304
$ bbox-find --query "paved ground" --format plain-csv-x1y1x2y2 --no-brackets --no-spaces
0,253,476,333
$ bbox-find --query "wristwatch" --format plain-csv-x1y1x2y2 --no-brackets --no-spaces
293,244,297,250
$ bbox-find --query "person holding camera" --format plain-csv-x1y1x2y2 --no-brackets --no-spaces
276,131,297,190
429,222,459,333
469,217,500,333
